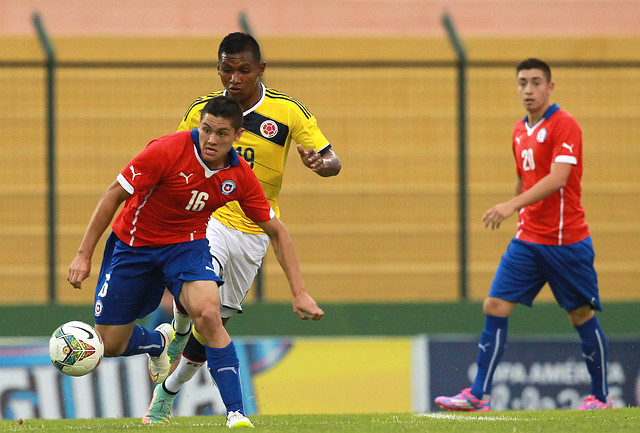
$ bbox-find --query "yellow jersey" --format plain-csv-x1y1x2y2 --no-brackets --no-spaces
178,83,331,234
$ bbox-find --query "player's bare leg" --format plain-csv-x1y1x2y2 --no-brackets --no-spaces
178,280,252,427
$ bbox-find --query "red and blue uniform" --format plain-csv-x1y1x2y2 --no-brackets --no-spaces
490,104,601,312
95,129,274,325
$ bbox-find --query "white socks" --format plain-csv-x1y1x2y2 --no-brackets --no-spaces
165,355,204,393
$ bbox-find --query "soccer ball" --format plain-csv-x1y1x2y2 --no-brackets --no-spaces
49,321,104,377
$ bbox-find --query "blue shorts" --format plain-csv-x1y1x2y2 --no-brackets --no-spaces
489,237,601,311
94,232,224,325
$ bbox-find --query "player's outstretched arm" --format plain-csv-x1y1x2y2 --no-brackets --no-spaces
256,216,324,321
67,181,130,289
296,144,341,177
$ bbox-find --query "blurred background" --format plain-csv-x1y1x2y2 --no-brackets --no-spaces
0,0,639,418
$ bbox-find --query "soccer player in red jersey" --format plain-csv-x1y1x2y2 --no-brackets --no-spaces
67,96,308,427
435,58,614,412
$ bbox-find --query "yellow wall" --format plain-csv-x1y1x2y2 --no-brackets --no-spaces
1,36,638,304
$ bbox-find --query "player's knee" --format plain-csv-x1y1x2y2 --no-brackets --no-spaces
190,305,223,336
198,304,222,324
568,305,594,327
483,297,515,317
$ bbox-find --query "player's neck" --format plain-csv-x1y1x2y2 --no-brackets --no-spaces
526,104,550,126
240,91,261,111
207,157,230,171
238,82,264,111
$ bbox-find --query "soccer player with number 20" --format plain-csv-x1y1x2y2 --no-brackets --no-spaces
435,58,614,412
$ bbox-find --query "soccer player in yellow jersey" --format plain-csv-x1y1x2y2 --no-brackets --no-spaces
143,32,341,424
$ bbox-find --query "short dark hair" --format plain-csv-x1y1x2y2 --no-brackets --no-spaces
516,58,552,82
200,96,244,131
218,32,261,62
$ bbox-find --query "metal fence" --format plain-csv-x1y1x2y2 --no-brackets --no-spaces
1,53,639,305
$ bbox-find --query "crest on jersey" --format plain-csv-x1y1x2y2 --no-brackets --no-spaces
536,128,547,143
260,120,278,138
221,180,237,195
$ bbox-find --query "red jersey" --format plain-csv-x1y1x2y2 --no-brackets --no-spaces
112,129,274,247
512,104,589,245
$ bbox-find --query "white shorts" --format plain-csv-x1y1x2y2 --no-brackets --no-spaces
206,217,269,318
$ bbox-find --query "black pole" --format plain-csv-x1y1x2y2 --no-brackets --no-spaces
33,12,58,303
442,12,468,300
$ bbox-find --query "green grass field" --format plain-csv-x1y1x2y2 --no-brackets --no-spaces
1,409,638,433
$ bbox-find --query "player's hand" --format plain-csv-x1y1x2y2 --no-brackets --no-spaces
292,292,324,321
297,144,326,173
481,202,518,230
67,255,91,289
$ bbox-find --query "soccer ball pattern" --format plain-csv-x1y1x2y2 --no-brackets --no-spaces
49,321,104,377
